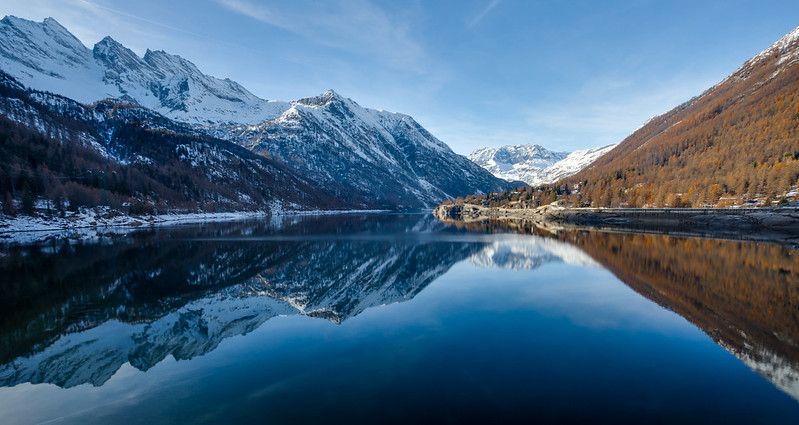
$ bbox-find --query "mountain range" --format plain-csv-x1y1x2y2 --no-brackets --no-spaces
0,70,346,213
0,16,515,214
468,143,616,186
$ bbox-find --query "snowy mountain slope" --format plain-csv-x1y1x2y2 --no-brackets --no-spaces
0,16,513,209
470,234,599,270
543,144,617,183
0,15,288,126
0,70,347,213
468,144,568,180
0,16,118,103
468,143,616,186
222,90,513,208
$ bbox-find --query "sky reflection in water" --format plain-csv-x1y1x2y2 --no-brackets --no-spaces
0,213,797,424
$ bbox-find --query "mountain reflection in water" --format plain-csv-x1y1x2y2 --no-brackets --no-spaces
0,214,492,387
1,213,798,410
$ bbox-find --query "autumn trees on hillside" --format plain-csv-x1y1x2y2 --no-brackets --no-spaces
559,51,799,208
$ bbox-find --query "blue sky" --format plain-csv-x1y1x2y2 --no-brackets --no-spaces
4,0,799,154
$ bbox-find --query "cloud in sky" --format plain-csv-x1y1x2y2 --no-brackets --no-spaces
421,73,718,155
215,0,427,72
2,0,214,54
468,0,501,28
75,0,243,52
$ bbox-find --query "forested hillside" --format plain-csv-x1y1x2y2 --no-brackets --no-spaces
563,26,799,208
445,27,799,210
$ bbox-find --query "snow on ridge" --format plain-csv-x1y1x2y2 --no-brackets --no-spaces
291,88,450,154
1,15,443,134
468,143,616,186
469,234,599,270
0,16,121,104
543,144,617,182
0,16,289,126
748,25,799,66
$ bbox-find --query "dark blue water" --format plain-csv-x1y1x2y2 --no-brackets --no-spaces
0,213,797,424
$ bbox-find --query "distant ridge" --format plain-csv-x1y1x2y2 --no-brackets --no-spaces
468,143,616,186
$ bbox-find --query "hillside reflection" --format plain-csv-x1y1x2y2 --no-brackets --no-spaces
449,218,799,400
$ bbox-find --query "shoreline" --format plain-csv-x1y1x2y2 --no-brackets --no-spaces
433,203,799,245
0,208,391,245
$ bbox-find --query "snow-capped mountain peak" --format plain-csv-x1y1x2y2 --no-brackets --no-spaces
0,16,515,208
93,36,150,79
0,16,290,125
0,16,86,70
468,143,616,186
143,48,203,77
468,144,568,185
296,89,349,107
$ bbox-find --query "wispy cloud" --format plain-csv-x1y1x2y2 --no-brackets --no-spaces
468,0,501,28
76,1,229,46
519,75,716,150
215,0,426,72
74,0,253,55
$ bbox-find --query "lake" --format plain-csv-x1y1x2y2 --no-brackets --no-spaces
1,213,798,424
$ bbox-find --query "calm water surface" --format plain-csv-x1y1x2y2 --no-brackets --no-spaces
0,213,797,424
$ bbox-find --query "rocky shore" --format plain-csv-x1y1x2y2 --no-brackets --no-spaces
432,203,799,243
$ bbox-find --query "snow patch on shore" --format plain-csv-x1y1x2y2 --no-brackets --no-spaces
0,208,389,245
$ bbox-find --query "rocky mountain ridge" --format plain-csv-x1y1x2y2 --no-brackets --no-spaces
0,70,347,214
0,16,514,210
